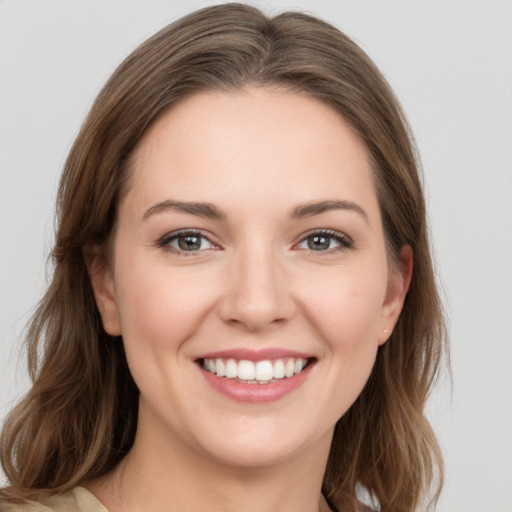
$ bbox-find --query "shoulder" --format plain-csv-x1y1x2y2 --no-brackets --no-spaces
0,497,51,512
0,487,107,512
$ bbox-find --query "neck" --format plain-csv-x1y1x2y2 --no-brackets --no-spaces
87,409,334,512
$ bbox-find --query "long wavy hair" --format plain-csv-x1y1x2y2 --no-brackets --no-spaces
0,4,447,511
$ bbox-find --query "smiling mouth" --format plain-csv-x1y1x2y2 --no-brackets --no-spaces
199,357,315,384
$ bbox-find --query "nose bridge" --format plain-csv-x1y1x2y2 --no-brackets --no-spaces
220,237,293,330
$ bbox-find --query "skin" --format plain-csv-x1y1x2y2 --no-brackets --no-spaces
86,88,412,512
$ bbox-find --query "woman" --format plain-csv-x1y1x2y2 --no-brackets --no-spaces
0,3,446,512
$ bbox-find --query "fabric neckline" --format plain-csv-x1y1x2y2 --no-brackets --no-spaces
75,486,341,512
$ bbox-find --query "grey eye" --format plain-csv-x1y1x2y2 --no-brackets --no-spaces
298,234,341,251
295,230,352,253
169,234,214,251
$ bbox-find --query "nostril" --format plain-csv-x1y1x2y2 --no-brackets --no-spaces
225,316,288,331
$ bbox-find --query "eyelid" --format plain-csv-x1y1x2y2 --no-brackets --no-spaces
293,229,353,252
156,228,352,255
157,229,221,255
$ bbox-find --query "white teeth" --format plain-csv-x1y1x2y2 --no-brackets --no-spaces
294,359,305,374
255,360,274,381
285,359,295,378
238,360,255,380
273,360,285,379
202,357,309,382
216,359,225,377
225,359,237,378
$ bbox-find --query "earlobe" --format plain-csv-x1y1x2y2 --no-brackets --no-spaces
378,244,413,345
84,245,122,336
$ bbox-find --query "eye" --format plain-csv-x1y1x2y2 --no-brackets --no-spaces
296,230,352,253
158,230,217,254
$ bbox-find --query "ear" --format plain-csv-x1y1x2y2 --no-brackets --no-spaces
84,245,122,336
378,244,413,345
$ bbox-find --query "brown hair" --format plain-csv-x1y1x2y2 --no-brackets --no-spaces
0,4,447,511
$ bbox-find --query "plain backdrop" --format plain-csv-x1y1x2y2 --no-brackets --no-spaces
1,1,511,511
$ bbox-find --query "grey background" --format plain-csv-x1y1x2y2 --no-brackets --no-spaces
1,1,511,510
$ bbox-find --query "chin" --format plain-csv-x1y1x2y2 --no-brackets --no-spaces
200,439,307,469
188,414,333,470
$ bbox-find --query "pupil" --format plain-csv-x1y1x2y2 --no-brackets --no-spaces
178,235,201,251
308,235,329,250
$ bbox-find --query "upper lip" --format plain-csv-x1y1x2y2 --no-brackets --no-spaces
197,348,314,362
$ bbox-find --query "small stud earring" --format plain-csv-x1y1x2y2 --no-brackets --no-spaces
383,329,388,334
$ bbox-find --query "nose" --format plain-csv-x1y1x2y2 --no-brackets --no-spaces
218,244,295,331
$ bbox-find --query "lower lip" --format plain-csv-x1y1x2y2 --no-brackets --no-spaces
199,363,313,403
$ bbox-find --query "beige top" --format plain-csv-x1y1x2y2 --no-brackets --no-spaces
1,487,107,512
1,487,355,512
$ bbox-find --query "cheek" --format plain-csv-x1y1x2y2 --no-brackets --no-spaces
303,266,387,349
113,258,217,355
304,272,386,414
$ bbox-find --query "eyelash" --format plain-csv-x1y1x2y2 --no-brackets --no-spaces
156,229,353,256
296,229,353,255
157,229,218,256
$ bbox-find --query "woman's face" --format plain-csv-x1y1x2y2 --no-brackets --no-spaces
91,88,410,468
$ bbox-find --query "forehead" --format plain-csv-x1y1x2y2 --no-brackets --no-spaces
123,87,378,218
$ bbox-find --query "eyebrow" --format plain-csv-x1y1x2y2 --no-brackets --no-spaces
143,200,227,220
143,198,368,223
290,199,369,223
